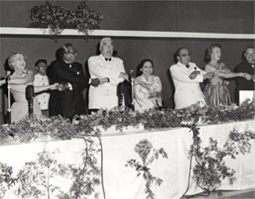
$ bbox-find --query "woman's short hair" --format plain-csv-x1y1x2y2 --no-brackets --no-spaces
204,44,222,63
136,59,154,76
7,52,26,71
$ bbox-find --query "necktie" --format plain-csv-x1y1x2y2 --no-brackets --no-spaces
105,58,112,62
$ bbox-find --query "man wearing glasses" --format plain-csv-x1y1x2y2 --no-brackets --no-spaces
47,43,99,119
170,47,213,109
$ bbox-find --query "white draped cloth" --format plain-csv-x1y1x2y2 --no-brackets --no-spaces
0,120,254,199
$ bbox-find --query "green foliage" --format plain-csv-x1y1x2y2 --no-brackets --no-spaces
0,138,101,198
29,1,103,36
0,163,16,198
187,124,255,194
126,139,168,199
0,100,254,146
68,137,101,199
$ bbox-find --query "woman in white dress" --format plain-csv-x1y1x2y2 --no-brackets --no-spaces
134,59,162,112
0,52,58,123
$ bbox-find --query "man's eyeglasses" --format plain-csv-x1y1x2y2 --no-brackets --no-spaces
65,50,77,55
180,53,191,57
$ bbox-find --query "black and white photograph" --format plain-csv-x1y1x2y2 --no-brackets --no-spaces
0,1,254,198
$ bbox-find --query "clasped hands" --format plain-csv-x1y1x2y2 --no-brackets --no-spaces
239,73,252,80
134,79,160,98
90,77,109,87
90,72,130,87
57,83,72,91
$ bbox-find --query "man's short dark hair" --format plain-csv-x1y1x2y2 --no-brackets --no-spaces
35,59,47,67
173,47,187,63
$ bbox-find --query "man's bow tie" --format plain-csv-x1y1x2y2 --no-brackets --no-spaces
185,64,190,68
105,58,112,62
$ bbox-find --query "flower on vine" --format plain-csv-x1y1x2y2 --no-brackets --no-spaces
134,139,153,163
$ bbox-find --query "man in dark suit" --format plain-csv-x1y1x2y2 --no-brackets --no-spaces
234,46,255,104
47,43,99,119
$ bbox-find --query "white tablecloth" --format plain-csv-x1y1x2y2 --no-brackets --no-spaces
0,120,254,199
99,120,255,199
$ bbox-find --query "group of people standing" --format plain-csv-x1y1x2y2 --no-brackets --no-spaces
0,37,254,123
170,45,254,109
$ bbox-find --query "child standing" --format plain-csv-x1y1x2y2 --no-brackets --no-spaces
1,52,58,123
34,59,50,117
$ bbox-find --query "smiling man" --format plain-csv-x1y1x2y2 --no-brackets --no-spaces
234,46,255,104
47,43,99,119
170,47,213,109
88,37,129,111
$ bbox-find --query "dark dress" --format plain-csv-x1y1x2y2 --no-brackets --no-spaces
47,59,89,119
234,61,255,104
203,63,232,107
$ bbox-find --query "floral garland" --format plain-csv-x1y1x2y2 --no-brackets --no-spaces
126,139,168,199
0,99,254,145
29,1,103,36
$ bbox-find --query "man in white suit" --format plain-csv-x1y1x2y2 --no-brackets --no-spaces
88,37,129,110
170,47,213,109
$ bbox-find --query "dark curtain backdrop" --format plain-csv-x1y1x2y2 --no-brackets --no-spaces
0,1,254,124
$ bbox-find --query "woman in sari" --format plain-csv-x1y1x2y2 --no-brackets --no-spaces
134,59,162,112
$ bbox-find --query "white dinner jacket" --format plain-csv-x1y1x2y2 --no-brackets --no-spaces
88,54,125,109
170,61,206,109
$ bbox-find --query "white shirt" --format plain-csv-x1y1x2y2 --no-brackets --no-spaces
170,62,206,109
34,73,50,110
88,54,125,109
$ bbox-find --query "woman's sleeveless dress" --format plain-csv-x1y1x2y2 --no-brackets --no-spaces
10,84,42,123
203,63,231,107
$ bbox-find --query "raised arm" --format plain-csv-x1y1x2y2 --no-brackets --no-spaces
216,71,245,79
47,63,88,87
9,70,34,85
34,83,59,93
88,57,126,85
170,66,203,83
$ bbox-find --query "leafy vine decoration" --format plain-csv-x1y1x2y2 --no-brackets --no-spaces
126,139,168,199
29,1,103,39
185,123,255,195
0,99,254,146
0,137,101,199
0,163,16,198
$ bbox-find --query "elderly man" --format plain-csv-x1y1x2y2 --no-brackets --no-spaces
234,46,255,104
170,47,212,109
47,43,99,119
88,37,129,110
